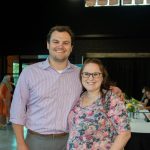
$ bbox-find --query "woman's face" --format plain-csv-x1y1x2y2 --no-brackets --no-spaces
142,88,145,94
146,91,150,99
5,75,11,82
81,63,103,93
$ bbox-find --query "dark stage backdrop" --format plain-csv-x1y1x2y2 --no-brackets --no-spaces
94,58,150,100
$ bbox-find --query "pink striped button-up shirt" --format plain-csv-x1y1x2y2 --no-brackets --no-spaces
10,58,82,134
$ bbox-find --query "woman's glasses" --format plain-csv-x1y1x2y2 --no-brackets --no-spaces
81,72,102,78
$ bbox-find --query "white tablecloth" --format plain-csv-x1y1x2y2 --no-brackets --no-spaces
129,110,150,133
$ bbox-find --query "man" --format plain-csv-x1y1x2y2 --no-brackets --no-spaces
10,26,123,150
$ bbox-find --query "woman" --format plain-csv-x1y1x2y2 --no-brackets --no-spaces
0,75,14,129
141,86,149,102
67,59,131,150
143,88,150,111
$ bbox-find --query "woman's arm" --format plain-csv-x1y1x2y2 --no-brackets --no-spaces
108,92,131,150
143,99,148,107
144,106,150,110
110,131,131,150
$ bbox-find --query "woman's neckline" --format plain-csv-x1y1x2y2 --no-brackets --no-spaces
80,91,101,108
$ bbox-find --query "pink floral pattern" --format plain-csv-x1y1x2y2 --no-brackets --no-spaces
67,91,130,150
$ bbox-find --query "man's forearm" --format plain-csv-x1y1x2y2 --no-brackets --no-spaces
12,123,26,145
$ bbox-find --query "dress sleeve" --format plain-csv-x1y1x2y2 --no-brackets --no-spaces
107,92,131,134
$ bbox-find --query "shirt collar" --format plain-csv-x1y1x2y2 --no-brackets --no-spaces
38,58,51,69
38,57,74,71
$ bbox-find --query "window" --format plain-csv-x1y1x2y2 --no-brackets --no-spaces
84,0,150,7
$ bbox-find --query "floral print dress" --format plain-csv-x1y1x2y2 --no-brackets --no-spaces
67,91,130,150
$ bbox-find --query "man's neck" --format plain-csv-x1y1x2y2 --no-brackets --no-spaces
49,58,68,71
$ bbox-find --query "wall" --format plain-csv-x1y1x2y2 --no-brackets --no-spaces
1,0,150,55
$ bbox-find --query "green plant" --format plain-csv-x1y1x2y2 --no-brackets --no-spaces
126,97,140,112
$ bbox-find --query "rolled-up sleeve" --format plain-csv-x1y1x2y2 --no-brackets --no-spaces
10,68,30,125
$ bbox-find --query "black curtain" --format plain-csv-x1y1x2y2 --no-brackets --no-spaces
99,58,150,100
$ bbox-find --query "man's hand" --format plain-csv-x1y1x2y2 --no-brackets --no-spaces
17,143,29,150
110,86,124,101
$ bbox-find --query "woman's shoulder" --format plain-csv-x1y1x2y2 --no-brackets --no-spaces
103,90,117,101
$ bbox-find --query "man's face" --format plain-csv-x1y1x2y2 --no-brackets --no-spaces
47,31,73,63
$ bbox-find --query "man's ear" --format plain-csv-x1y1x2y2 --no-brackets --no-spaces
70,46,73,53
